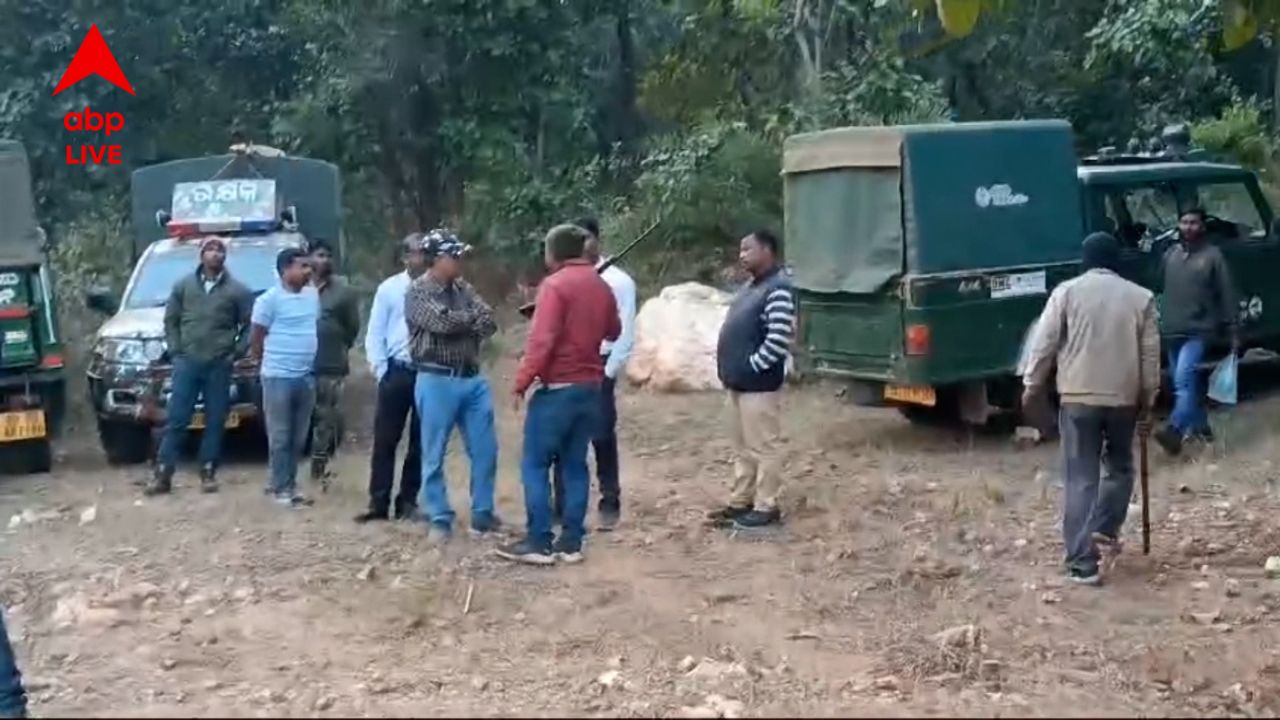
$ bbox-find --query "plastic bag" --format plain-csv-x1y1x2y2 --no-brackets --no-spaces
1207,353,1238,406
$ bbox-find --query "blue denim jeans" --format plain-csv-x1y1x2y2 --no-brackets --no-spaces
521,384,602,553
0,611,26,719
156,356,233,470
1167,337,1208,436
414,372,498,528
262,375,316,497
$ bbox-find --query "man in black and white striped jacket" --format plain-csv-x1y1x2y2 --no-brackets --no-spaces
710,229,796,530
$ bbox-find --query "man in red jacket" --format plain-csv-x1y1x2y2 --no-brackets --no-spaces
497,224,620,566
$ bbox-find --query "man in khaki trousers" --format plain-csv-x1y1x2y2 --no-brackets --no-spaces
708,230,795,531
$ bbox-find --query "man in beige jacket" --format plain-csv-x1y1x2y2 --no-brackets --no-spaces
1022,232,1160,586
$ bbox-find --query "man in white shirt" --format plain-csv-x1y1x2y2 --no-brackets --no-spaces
551,217,637,531
356,233,428,523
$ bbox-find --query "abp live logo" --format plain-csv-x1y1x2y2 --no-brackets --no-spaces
52,24,134,166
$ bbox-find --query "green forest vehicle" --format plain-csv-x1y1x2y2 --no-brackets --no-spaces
85,147,343,465
786,120,1280,427
0,141,67,473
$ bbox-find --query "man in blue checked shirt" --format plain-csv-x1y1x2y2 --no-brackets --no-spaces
355,233,429,523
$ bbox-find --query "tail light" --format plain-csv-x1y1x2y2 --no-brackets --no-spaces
905,323,931,356
39,353,64,369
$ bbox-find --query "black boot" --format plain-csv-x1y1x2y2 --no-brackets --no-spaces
199,463,219,494
144,465,173,496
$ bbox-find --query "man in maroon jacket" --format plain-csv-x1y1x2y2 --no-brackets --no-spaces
497,224,621,566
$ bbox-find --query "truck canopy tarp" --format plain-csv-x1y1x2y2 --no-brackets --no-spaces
783,121,1083,293
0,140,45,266
785,168,903,294
130,153,341,259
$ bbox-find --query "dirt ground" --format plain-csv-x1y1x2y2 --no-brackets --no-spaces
4,348,1280,718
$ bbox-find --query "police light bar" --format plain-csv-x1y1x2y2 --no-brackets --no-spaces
167,217,279,237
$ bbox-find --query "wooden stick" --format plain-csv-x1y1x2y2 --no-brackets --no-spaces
463,581,475,615
1140,432,1151,556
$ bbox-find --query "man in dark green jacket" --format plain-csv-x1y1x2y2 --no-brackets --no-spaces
308,240,360,485
1154,207,1239,455
148,237,253,496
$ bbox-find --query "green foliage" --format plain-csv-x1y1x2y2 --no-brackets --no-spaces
1192,100,1277,173
5,0,1280,309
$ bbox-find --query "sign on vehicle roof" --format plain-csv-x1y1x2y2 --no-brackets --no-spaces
171,179,276,227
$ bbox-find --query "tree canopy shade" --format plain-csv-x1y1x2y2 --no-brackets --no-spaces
2,0,1278,289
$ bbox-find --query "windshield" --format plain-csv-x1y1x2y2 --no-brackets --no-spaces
122,242,283,309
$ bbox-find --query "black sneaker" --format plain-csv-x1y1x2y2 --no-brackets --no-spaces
354,509,390,524
394,502,419,521
705,505,753,527
733,508,782,530
597,505,620,533
494,539,555,566
1068,567,1102,586
552,537,584,565
144,467,173,496
469,513,504,538
1154,425,1183,456
199,464,219,494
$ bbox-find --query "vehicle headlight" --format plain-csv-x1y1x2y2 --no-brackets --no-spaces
93,338,166,365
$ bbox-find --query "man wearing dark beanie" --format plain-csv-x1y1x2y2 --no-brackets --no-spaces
1021,232,1160,586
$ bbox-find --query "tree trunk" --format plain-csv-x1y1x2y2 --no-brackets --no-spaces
613,0,640,156
1273,37,1280,132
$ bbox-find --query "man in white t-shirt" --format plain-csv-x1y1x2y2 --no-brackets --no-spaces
551,217,637,531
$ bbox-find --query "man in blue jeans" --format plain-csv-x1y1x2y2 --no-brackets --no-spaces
0,611,26,719
249,248,321,507
403,229,501,543
149,236,253,495
498,225,620,566
1154,207,1239,456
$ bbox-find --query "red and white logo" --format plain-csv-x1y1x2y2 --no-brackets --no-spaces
54,24,132,165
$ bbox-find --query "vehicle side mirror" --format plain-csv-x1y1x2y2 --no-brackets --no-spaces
85,286,119,316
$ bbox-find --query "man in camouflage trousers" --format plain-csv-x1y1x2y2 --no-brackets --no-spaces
309,240,361,487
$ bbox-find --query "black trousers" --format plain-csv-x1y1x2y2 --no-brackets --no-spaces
368,363,422,514
552,375,620,517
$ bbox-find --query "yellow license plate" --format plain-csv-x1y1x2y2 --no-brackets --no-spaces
0,409,46,442
884,384,937,407
189,411,240,430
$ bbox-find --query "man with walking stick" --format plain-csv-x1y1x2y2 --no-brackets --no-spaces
1022,232,1161,586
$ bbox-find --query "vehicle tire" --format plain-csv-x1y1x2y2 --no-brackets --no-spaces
98,420,153,466
23,439,52,474
2,439,53,475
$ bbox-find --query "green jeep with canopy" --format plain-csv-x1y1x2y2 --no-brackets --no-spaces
787,120,1280,426
0,140,67,472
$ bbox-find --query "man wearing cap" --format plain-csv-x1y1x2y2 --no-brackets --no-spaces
357,233,429,523
404,229,501,543
1022,232,1161,587
498,224,620,566
148,236,253,496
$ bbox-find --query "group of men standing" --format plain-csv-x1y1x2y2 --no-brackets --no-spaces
1023,206,1239,586
144,237,359,505
138,212,803,562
